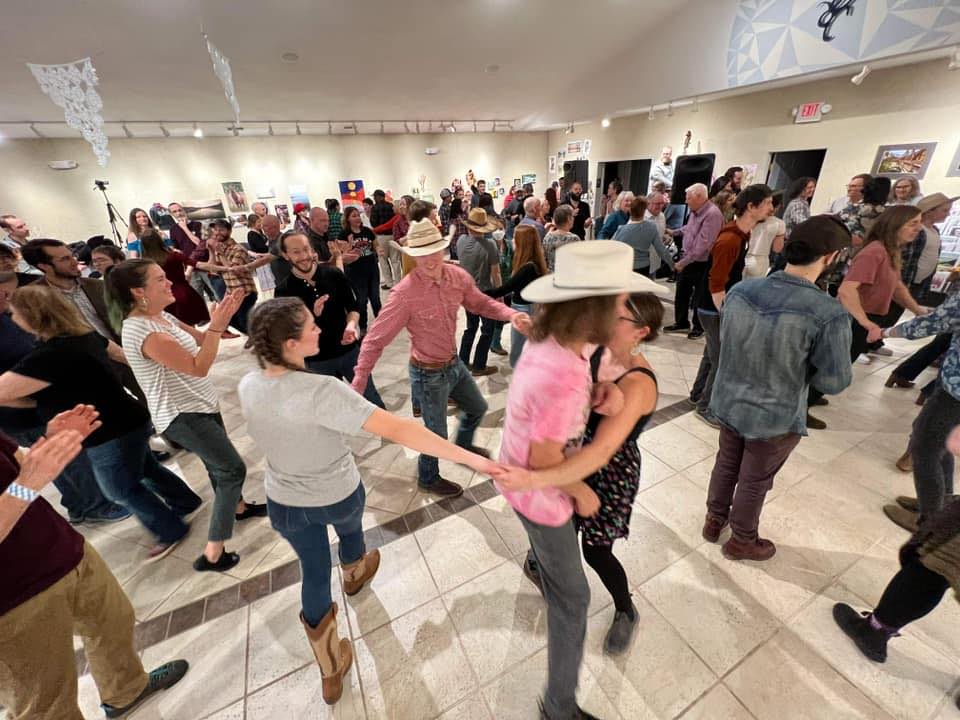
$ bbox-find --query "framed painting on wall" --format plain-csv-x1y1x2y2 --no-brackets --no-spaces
871,143,937,179
947,142,960,178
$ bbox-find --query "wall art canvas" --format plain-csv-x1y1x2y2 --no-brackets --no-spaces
229,213,248,227
274,203,290,227
222,181,248,213
566,140,583,156
256,187,276,199
583,139,592,157
871,143,937,179
548,156,557,174
741,163,760,187
947,143,960,179
339,180,366,209
512,178,521,189
182,199,227,221
288,185,311,211
521,173,537,186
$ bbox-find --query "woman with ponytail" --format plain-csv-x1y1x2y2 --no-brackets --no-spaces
105,259,266,573
237,296,508,705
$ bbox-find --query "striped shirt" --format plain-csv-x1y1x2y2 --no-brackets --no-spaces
121,313,219,433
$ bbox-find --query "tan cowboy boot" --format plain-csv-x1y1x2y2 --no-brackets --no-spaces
301,604,353,705
341,549,381,596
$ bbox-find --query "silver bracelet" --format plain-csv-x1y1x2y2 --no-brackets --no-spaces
5,482,39,503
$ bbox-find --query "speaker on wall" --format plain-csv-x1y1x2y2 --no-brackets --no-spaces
563,159,589,192
669,154,716,205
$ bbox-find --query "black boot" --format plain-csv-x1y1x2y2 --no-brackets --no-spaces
832,603,892,663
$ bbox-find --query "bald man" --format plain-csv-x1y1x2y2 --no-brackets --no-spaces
518,196,545,240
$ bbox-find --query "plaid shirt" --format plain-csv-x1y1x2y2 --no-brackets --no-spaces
327,211,343,239
900,228,927,285
212,238,257,294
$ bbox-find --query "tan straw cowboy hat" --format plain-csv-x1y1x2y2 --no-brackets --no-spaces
401,218,451,257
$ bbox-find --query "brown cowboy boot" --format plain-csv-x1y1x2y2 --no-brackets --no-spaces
301,604,353,705
341,549,381,596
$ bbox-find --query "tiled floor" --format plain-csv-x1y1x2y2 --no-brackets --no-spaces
17,292,960,720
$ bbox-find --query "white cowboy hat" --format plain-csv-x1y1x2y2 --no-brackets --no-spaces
401,218,451,257
522,240,671,303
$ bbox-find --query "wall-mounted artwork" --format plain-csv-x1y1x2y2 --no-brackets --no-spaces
288,185,311,211
741,163,760,187
274,203,290,227
512,178,521,189
229,214,248,227
222,181,248,213
256,187,276,199
871,143,937,179
339,180,365,209
182,199,227,221
548,156,557,174
521,173,537,186
947,143,960,179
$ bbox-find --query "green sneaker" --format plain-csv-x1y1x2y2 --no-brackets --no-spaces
102,660,189,718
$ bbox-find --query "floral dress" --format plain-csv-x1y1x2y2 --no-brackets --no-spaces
576,347,658,547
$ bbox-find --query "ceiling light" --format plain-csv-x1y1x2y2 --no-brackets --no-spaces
447,122,456,133
564,122,574,135
473,121,478,133
193,123,203,138
160,124,170,137
851,64,871,85
295,121,302,135
667,102,674,117
267,122,274,136
648,107,655,120
122,123,133,138
281,52,299,63
601,117,611,128
949,46,960,71
30,123,44,138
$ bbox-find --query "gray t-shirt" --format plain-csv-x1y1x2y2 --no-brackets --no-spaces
456,234,499,290
238,370,376,507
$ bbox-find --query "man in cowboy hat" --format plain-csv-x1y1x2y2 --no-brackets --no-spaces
910,192,958,301
351,219,532,498
457,208,504,377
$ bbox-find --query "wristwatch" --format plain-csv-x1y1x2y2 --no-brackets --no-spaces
5,482,39,503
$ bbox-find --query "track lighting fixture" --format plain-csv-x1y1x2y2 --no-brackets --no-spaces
192,122,203,138
949,46,960,71
851,64,871,85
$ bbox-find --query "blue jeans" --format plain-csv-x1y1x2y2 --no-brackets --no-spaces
86,422,201,544
518,513,590,719
459,312,495,370
307,345,384,408
267,484,366,627
10,426,120,521
510,302,532,368
163,412,246,542
409,358,487,486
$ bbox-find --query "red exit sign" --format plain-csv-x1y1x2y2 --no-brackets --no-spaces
795,102,825,124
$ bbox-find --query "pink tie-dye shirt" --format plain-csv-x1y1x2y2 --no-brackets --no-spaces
496,336,593,526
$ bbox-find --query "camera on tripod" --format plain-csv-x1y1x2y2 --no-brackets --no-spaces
93,179,109,190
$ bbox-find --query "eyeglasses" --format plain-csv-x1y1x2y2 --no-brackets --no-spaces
619,297,646,326
618,315,645,326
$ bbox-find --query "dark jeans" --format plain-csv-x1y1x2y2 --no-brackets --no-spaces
459,312,495,371
409,358,486,486
227,291,258,335
673,261,708,331
267,484,366,627
345,256,381,331
706,425,801,540
163,412,246,542
692,311,721,412
895,333,951,381
10,426,120,521
86,422,201,544
518,513,590,719
307,346,384,408
874,558,950,629
911,386,960,519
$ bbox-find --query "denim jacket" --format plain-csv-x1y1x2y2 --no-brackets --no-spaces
709,271,853,439
891,291,960,401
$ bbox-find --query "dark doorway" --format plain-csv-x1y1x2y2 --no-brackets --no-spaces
594,158,652,217
765,149,827,194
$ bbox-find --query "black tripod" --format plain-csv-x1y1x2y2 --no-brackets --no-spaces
94,180,125,246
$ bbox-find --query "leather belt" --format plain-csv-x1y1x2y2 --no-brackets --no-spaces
409,356,457,371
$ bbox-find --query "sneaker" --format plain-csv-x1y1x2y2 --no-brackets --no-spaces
663,324,691,334
523,555,544,595
604,602,638,655
102,659,189,718
694,408,721,429
896,496,919,512
489,347,508,356
855,355,873,365
683,396,698,409
722,535,776,561
702,513,729,543
883,504,918,532
84,505,133,524
810,396,829,407
832,603,889,663
235,501,268,521
869,346,893,357
417,477,463,498
687,329,704,340
470,365,498,377
806,413,827,430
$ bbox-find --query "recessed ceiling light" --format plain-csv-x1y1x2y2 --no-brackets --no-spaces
601,117,611,128
193,122,203,138
484,64,500,73
281,52,299,63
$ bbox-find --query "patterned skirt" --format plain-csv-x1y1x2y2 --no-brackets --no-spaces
575,439,643,547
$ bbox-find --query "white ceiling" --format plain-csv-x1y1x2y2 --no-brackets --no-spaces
0,0,692,136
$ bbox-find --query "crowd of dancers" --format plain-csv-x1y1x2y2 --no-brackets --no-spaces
0,162,958,719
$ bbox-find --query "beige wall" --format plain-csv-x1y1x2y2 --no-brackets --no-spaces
548,58,960,213
0,132,548,241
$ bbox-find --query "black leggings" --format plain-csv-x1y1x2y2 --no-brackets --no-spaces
873,558,950,629
581,539,631,613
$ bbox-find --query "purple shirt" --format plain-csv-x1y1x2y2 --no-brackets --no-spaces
680,202,724,264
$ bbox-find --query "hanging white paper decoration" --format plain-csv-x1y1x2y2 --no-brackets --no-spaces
27,57,110,166
204,33,240,126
